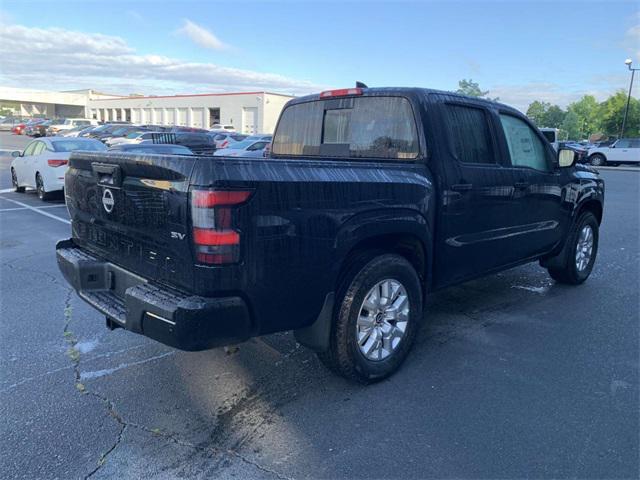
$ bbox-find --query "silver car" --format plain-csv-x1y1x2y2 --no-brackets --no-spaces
211,132,248,149
213,138,271,157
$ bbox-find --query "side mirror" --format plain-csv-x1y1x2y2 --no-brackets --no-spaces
558,148,577,168
11,150,21,158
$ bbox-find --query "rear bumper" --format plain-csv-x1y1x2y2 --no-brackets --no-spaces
56,239,252,351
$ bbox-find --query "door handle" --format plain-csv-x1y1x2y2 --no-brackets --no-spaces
451,183,472,192
514,182,529,189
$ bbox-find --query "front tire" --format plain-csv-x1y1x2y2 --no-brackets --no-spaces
547,211,599,285
317,254,423,383
36,173,54,201
589,154,606,167
11,168,25,193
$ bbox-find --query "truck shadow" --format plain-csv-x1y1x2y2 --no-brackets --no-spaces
154,261,570,473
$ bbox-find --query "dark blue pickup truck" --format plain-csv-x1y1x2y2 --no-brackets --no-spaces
56,87,604,383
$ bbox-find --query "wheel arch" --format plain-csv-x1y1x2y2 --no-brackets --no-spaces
576,198,603,225
337,232,429,294
294,217,433,353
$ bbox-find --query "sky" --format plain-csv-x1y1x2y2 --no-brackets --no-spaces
0,0,638,112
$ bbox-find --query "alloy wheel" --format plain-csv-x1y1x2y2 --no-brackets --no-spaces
575,225,594,272
36,175,44,200
355,279,409,361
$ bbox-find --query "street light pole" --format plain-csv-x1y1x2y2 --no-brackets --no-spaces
621,59,639,138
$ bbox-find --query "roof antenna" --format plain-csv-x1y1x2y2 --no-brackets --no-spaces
355,81,368,88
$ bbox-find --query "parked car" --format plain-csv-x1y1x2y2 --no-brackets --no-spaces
24,119,50,136
245,134,272,142
106,130,158,147
587,138,640,166
141,132,216,155
138,124,172,132
12,122,27,135
558,141,588,164
211,132,248,149
29,120,53,138
56,86,604,383
60,125,98,138
98,126,146,144
10,137,106,200
213,138,270,157
48,118,98,135
210,124,236,132
169,126,209,134
108,143,193,155
0,117,25,131
84,123,132,140
79,124,114,138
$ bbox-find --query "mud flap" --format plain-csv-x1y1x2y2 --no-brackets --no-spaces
293,293,334,352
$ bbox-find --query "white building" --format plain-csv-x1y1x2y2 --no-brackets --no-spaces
87,91,294,134
1,86,296,134
0,86,119,118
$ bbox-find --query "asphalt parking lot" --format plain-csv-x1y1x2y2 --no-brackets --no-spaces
0,131,638,479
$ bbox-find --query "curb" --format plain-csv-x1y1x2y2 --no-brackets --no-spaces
596,166,640,172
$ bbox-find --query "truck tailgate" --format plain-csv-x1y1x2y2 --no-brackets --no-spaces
65,151,198,291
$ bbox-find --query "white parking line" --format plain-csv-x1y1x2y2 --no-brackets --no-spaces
0,197,70,224
0,205,66,212
0,188,15,193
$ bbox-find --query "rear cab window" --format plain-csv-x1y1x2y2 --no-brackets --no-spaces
272,96,420,160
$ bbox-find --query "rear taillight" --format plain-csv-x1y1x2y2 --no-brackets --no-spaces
47,159,68,167
191,189,252,265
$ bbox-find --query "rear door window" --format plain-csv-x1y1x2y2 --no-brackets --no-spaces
444,104,495,164
272,96,419,160
32,142,46,155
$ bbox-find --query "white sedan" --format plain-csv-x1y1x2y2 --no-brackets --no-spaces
11,137,106,201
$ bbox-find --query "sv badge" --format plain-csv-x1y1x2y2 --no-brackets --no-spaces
171,231,186,240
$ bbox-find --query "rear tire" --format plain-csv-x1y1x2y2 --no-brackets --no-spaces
547,211,599,285
589,154,606,167
317,253,423,384
36,173,54,201
11,168,25,193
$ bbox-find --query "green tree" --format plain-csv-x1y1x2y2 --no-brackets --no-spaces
561,110,581,140
597,90,640,138
456,79,498,100
456,79,488,97
567,95,599,138
542,105,566,128
526,101,550,126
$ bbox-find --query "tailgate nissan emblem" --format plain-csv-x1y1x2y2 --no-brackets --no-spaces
102,188,115,213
